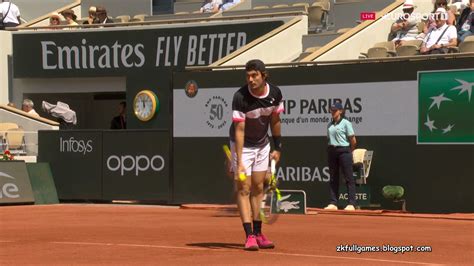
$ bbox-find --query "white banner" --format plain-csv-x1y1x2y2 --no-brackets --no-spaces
173,81,417,137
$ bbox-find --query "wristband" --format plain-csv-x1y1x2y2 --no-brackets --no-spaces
273,136,282,151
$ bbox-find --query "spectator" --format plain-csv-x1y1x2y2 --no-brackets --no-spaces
424,0,456,34
200,0,222,13
457,0,474,42
22,99,39,116
83,6,96,25
420,8,457,54
48,13,61,29
451,0,470,12
390,0,419,47
94,7,114,24
0,0,21,29
219,0,241,11
61,9,78,26
110,101,126,129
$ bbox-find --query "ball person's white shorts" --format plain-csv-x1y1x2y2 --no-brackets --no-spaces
230,141,270,176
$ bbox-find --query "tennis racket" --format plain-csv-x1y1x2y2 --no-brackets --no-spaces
259,159,282,224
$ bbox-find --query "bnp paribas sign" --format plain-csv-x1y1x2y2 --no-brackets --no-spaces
418,69,474,144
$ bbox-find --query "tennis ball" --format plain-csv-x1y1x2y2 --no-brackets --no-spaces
239,172,247,181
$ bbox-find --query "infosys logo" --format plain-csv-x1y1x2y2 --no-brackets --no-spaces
0,171,20,199
59,137,93,155
106,155,165,176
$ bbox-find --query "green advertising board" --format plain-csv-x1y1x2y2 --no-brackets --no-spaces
38,131,103,200
0,161,35,204
418,69,474,144
12,21,284,78
102,130,170,201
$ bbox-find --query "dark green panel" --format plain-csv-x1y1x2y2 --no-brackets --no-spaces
26,163,59,205
102,130,170,201
37,131,103,200
173,138,234,204
173,136,474,213
127,71,171,129
12,21,284,78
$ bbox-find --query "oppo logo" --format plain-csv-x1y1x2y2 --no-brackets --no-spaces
106,155,165,176
0,172,20,199
60,137,93,155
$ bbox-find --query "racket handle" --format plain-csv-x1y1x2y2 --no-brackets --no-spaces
222,145,232,160
239,172,247,181
271,159,276,174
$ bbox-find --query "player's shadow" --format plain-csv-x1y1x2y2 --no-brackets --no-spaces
187,242,243,250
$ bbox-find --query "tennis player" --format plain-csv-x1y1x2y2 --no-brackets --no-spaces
229,59,283,251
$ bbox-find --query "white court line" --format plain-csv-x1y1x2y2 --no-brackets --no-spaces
51,241,443,265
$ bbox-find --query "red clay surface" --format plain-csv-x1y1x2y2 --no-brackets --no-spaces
0,204,472,265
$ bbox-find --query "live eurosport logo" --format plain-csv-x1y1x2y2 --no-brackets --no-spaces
0,171,21,199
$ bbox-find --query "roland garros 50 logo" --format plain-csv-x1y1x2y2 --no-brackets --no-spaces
205,95,229,130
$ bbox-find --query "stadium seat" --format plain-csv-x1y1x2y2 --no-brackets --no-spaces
464,35,474,42
0,123,19,151
459,40,474,53
365,47,393,58
352,149,373,184
312,0,330,11
296,46,321,61
396,40,422,56
336,28,351,34
116,15,131,23
308,3,329,32
253,6,269,10
272,4,289,8
292,3,309,8
132,14,147,22
4,128,26,155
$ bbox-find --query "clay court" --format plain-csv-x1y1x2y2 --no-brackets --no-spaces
0,204,472,265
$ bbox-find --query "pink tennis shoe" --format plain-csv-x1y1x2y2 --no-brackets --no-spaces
244,235,259,251
255,234,275,249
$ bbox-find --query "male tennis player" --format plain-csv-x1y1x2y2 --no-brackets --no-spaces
229,59,283,251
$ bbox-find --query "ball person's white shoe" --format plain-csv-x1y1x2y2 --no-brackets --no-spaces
344,205,355,211
324,204,338,210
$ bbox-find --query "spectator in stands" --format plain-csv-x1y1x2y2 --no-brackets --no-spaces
94,7,114,24
219,0,240,11
390,0,419,47
420,8,457,54
48,13,61,29
22,99,39,116
61,9,78,26
110,101,126,129
200,0,222,13
0,0,21,29
451,0,470,12
424,0,456,34
457,0,474,42
83,6,97,25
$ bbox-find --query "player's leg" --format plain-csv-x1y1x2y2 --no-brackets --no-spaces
250,144,274,249
340,148,356,210
326,147,340,210
230,142,258,250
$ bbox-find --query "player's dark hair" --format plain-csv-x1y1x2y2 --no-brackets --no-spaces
245,59,268,79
